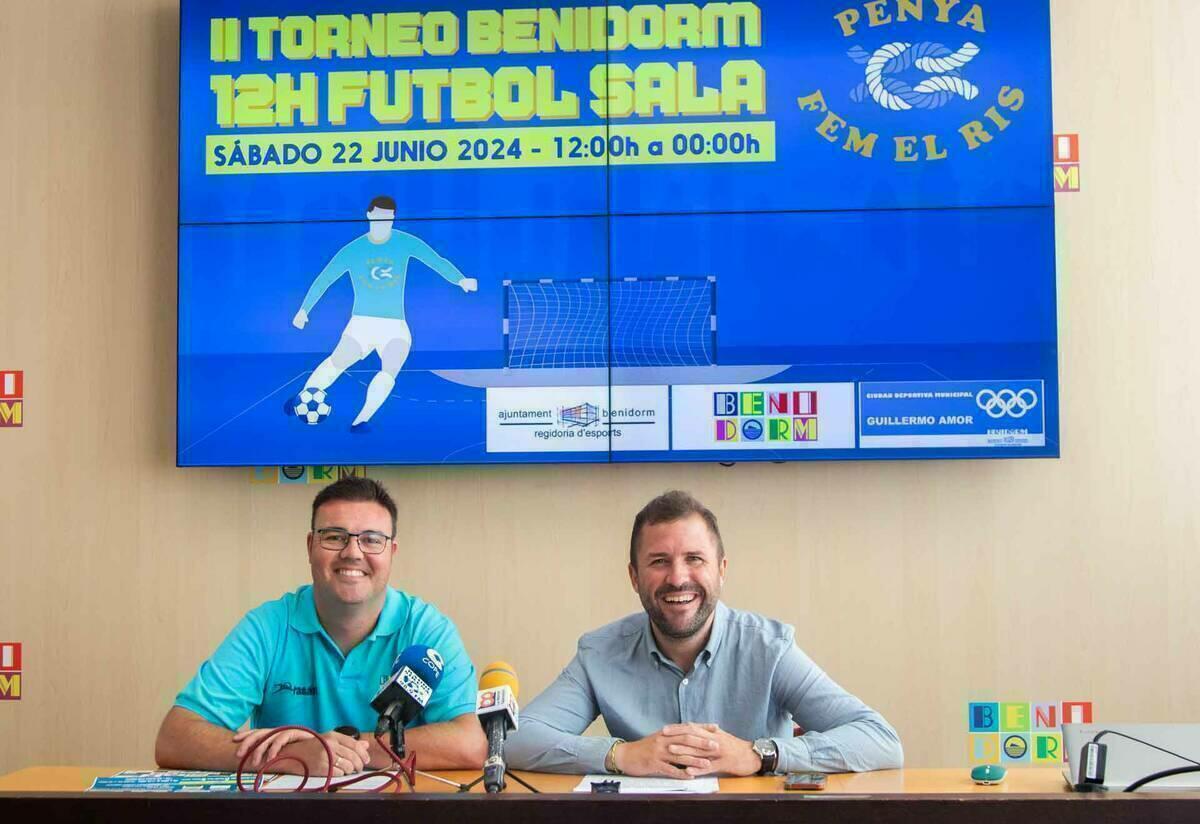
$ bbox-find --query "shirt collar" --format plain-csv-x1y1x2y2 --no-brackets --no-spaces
642,600,731,669
289,585,408,642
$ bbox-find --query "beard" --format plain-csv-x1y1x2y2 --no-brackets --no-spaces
641,583,718,640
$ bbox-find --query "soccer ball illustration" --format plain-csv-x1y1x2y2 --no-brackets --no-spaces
292,388,331,425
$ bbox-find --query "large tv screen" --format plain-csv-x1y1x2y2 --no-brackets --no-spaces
178,0,1057,465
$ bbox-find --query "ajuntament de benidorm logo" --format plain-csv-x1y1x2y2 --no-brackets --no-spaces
713,390,818,443
797,1,1022,163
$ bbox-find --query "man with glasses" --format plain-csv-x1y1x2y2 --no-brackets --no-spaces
155,477,486,775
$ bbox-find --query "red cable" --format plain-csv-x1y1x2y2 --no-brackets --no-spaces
234,725,417,794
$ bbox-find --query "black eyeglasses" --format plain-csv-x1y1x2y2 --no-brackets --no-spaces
314,528,393,554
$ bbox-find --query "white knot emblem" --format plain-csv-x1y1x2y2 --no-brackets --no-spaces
849,41,981,111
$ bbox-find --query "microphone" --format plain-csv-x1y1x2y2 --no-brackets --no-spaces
476,661,519,793
371,645,445,739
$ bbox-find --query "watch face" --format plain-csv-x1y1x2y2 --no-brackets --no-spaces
755,739,777,756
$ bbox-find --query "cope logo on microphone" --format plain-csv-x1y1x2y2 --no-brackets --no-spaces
0,642,21,701
423,648,444,674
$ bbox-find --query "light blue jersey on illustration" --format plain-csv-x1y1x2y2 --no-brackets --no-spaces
300,231,465,321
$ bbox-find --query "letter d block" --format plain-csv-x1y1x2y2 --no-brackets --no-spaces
969,734,1000,765
249,466,279,484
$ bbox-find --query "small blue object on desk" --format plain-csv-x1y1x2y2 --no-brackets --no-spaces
970,765,1007,785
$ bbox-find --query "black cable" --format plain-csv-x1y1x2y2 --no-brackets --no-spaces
1124,765,1200,793
1093,730,1200,768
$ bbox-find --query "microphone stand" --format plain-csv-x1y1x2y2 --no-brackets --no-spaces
459,769,541,793
381,711,479,792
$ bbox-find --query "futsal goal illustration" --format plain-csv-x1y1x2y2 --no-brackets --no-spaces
502,276,717,369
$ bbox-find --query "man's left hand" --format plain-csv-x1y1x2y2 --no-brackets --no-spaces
661,723,762,777
459,278,478,293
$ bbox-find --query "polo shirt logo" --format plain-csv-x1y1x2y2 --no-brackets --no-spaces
272,681,317,696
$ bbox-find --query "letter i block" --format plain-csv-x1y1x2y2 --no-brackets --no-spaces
968,702,999,732
1061,702,1093,724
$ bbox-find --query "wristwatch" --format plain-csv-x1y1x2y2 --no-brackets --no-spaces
751,738,779,775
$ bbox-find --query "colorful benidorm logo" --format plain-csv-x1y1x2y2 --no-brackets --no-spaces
1053,133,1081,192
0,371,23,428
0,642,21,701
967,700,1093,765
713,390,818,443
249,466,367,485
797,1,1025,164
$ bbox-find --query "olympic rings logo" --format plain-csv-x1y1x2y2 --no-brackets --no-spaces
976,389,1039,419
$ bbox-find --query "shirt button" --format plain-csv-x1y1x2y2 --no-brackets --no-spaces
681,678,689,686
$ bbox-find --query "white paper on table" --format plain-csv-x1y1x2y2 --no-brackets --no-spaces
264,772,398,791
572,775,719,794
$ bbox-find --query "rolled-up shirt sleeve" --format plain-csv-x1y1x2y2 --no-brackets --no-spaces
175,608,277,730
770,645,903,773
505,649,617,774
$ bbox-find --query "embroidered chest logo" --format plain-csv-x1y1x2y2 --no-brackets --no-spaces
272,681,317,696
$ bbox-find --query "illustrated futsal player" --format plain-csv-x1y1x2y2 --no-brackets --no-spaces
292,196,477,428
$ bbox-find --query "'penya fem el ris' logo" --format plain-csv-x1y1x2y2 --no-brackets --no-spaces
796,1,1025,164
848,41,980,111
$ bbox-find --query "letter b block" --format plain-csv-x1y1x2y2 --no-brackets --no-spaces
969,702,999,732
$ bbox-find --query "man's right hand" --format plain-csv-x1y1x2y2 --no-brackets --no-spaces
234,727,370,776
613,725,718,778
292,309,308,330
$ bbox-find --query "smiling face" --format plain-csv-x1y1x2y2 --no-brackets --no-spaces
307,499,396,612
628,513,727,641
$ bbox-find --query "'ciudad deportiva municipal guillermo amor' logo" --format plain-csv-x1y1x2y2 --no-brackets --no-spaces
796,1,1023,164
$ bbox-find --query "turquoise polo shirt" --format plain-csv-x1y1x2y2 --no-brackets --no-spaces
175,585,477,732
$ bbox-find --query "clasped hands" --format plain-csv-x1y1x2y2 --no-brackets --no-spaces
614,723,762,779
233,727,373,776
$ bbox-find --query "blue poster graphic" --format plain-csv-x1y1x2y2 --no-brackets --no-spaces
177,0,1058,466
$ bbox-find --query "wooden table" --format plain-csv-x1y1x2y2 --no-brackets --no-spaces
2,766,1197,823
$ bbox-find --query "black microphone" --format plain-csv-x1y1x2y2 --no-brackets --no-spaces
371,645,445,738
476,661,520,793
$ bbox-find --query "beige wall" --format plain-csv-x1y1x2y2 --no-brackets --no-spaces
1,0,1198,774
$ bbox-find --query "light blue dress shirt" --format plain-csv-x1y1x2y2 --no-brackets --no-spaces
506,602,903,774
175,585,477,733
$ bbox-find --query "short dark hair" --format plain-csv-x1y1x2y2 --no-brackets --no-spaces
311,477,398,535
368,195,396,212
629,490,724,567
